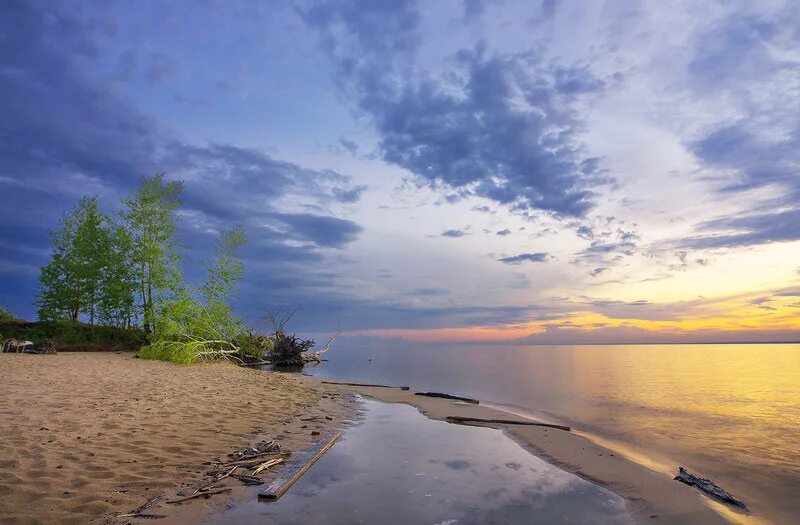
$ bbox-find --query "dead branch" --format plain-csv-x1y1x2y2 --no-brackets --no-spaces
252,457,285,475
166,487,231,504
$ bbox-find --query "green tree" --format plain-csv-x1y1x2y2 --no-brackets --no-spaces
140,225,257,363
121,174,184,333
98,225,139,327
37,196,113,323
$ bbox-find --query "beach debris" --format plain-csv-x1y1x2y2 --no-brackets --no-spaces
227,439,280,460
674,467,749,510
263,307,339,366
194,465,239,494
232,474,265,485
258,432,341,501
217,452,290,469
1,338,56,354
415,392,480,404
321,380,410,390
116,497,166,519
166,487,231,504
252,457,285,475
445,416,571,431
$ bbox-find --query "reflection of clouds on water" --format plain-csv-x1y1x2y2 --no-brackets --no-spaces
210,399,631,525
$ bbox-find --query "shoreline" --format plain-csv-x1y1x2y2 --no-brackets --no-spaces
0,352,761,524
0,353,355,524
311,379,744,525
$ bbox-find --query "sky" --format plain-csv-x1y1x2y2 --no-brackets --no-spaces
1,0,799,344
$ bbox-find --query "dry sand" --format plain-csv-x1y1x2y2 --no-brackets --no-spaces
319,382,742,525
0,353,352,524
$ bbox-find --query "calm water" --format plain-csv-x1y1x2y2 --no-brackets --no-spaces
303,340,800,524
210,398,631,524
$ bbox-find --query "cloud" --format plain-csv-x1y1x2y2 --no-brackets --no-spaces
681,208,800,249
441,229,468,238
0,1,365,319
301,1,610,217
496,229,511,236
498,253,549,264
589,267,607,277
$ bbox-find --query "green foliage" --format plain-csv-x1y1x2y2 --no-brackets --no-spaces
98,225,139,327
0,320,146,349
122,173,184,332
37,196,115,323
139,225,261,364
0,305,14,321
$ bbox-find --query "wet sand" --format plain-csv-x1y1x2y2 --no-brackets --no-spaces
316,381,738,525
0,353,351,524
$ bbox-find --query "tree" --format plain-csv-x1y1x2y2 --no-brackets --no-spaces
97,225,139,327
37,196,113,323
140,225,261,364
121,174,184,333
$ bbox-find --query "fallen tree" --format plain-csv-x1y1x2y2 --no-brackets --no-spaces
263,307,339,367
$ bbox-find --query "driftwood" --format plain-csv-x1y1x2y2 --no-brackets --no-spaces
446,416,571,431
166,487,231,504
251,457,285,475
321,380,410,390
116,497,166,519
232,474,265,485
217,452,290,468
415,392,479,404
195,465,238,494
674,467,748,509
227,440,279,460
259,433,341,501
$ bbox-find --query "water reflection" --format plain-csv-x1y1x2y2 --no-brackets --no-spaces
209,399,631,525
303,340,800,523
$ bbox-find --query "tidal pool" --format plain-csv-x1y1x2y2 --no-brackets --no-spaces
209,398,632,524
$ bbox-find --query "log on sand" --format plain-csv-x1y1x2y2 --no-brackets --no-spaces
321,380,410,390
446,416,571,431
674,467,748,510
415,392,479,404
258,433,341,501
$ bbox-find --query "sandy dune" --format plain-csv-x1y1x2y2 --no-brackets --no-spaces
0,353,349,524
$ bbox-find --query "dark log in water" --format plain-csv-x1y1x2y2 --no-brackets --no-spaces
321,380,410,390
446,416,570,431
674,467,748,510
415,392,480,404
259,433,341,501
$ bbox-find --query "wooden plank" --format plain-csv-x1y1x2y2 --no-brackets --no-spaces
415,392,479,404
446,416,570,431
321,380,410,390
258,433,341,501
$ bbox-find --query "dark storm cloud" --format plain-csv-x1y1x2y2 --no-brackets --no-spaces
0,1,365,318
300,1,609,218
497,253,549,264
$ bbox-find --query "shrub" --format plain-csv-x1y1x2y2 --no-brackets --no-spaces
0,306,13,321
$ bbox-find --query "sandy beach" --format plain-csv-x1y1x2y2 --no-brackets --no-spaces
0,353,351,524
322,382,739,525
0,351,749,525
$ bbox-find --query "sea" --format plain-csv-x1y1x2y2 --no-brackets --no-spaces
303,340,800,524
